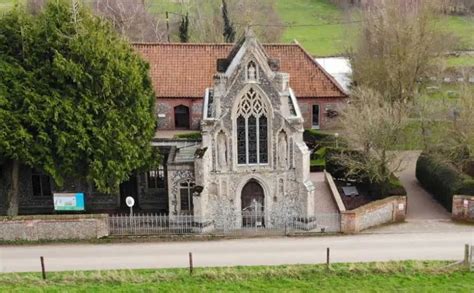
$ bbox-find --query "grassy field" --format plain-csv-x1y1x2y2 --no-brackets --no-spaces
276,0,351,56
0,0,15,12
0,261,472,292
1,0,473,56
446,55,474,67
276,0,474,56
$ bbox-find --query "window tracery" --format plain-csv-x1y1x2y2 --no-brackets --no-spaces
236,88,268,165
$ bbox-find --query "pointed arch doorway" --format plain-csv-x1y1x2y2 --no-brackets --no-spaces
241,179,265,227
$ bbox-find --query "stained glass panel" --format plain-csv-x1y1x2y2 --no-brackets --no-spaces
259,115,268,163
237,115,246,164
248,115,257,164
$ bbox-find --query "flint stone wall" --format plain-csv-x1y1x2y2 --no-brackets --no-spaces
0,214,109,241
340,196,407,233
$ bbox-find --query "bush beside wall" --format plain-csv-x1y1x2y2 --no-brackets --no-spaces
173,132,202,140
416,153,474,211
303,129,343,150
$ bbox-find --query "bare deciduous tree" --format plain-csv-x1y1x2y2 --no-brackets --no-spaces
412,84,473,174
175,0,283,43
92,0,168,42
445,85,474,171
335,87,409,194
27,0,168,42
349,0,451,105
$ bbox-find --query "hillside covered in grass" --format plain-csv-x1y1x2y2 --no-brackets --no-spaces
1,0,473,57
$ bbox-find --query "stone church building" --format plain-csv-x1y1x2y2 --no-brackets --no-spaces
0,31,347,228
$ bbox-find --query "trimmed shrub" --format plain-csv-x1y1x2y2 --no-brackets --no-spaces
173,132,202,140
303,129,345,150
416,153,474,211
310,147,327,172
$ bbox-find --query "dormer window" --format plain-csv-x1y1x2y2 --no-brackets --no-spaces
246,61,258,82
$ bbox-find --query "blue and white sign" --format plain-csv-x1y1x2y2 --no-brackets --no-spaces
53,193,85,211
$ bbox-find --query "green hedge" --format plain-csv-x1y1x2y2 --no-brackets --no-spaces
173,132,202,140
304,129,344,150
416,153,474,211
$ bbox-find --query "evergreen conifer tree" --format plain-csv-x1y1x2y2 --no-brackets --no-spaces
179,13,189,43
222,0,235,43
0,0,156,215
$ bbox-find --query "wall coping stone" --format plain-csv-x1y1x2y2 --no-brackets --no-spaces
324,170,346,212
0,213,108,222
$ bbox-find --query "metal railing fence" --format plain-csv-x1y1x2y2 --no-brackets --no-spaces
108,212,341,236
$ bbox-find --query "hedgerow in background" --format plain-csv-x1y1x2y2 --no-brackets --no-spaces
416,153,474,211
0,0,156,215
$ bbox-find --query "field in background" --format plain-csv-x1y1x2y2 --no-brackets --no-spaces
0,261,472,292
0,0,15,12
1,0,473,56
276,0,350,56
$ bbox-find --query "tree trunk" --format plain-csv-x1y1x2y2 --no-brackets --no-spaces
5,159,20,216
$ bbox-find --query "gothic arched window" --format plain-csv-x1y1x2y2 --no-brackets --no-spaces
236,88,268,165
247,61,257,82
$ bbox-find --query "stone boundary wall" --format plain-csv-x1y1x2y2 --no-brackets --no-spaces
452,195,474,223
323,171,407,233
0,214,109,241
340,196,407,233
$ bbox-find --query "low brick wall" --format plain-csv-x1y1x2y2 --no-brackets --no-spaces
0,214,109,241
341,196,407,233
452,195,474,223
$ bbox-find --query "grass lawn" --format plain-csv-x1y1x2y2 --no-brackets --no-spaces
1,0,473,55
0,0,15,13
275,0,474,56
0,261,472,292
439,14,474,51
446,55,474,67
276,0,351,56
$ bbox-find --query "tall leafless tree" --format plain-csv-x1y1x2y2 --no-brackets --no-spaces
349,0,452,106
335,87,409,194
171,0,283,43
92,0,168,42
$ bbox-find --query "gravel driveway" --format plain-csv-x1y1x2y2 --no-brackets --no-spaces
396,151,450,220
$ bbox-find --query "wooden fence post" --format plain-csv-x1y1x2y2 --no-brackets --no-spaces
189,252,193,275
464,244,470,268
470,245,473,272
326,247,330,270
40,256,46,280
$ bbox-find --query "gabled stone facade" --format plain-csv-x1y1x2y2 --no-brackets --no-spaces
189,31,315,228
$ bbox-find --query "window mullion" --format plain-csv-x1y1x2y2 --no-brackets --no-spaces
245,116,249,164
256,115,260,164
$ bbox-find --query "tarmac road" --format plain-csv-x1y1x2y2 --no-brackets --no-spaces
1,230,472,273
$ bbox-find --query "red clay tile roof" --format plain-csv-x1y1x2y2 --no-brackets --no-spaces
133,43,347,98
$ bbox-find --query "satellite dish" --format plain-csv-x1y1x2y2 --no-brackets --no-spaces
125,196,135,208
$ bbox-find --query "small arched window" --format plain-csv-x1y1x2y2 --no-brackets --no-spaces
236,88,268,165
247,61,257,82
